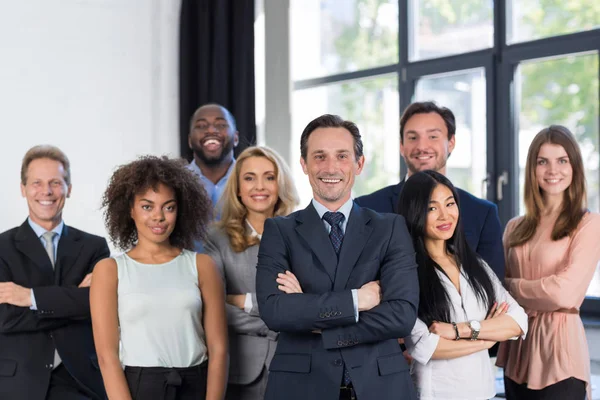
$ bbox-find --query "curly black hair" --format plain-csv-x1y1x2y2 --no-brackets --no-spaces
102,155,212,251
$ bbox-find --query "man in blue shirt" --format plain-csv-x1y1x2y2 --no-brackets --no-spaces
0,145,110,400
187,104,239,252
187,103,239,207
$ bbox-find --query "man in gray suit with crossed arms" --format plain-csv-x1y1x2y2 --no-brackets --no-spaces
256,114,419,400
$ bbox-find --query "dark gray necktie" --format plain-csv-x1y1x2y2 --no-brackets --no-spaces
42,231,57,269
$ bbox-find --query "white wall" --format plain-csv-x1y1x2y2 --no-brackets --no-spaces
0,0,181,241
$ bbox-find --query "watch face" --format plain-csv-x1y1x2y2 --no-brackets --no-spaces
470,320,481,331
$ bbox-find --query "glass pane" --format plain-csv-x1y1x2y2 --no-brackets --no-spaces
291,75,400,206
508,0,600,44
409,0,493,61
517,52,599,296
414,68,487,199
290,0,398,81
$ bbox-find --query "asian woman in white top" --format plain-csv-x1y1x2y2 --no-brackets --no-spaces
397,170,528,400
205,146,299,400
90,156,228,400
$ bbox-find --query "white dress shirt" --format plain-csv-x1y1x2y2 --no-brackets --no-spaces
242,220,262,314
405,261,528,400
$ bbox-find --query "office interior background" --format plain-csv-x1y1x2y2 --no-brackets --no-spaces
0,0,599,394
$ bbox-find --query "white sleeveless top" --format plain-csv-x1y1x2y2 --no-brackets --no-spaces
115,249,208,368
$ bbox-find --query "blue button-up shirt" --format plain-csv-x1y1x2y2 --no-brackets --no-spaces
187,159,235,253
28,218,64,310
186,159,235,208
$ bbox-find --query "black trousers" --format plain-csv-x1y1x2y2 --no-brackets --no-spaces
125,362,208,400
505,376,586,400
46,364,94,400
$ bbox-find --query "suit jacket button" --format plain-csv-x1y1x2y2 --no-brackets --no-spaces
325,312,331,317
319,313,324,318
336,311,341,316
337,340,343,346
333,359,343,366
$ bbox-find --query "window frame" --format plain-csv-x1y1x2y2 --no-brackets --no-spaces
288,0,600,314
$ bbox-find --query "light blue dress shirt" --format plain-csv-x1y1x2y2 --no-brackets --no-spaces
186,159,236,208
28,218,64,310
311,198,359,321
187,160,236,253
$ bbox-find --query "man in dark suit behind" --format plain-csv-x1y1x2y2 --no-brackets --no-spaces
0,145,110,400
256,114,419,400
355,101,505,280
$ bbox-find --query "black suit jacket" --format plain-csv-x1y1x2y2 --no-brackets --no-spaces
355,181,505,279
0,220,110,400
256,203,419,400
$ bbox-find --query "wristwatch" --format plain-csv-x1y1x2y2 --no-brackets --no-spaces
468,320,481,340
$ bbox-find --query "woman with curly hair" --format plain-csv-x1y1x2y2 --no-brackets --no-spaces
204,146,299,400
90,156,227,400
498,126,600,400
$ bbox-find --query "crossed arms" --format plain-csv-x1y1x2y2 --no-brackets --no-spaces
256,216,419,349
0,239,110,333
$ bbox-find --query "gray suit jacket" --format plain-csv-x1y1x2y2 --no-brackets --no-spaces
205,226,277,386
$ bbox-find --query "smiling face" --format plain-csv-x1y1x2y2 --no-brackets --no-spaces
188,105,239,166
401,112,455,176
238,156,279,219
21,158,71,231
130,183,178,245
424,184,459,244
300,127,364,211
535,143,573,199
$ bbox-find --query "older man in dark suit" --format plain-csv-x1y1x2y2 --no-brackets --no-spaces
0,145,109,400
355,101,505,280
256,114,419,400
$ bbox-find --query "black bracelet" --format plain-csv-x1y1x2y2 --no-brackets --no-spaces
451,322,460,340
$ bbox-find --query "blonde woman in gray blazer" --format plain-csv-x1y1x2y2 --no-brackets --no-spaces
205,146,299,400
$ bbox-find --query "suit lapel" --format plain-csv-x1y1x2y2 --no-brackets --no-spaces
391,180,404,213
334,204,373,291
14,220,54,281
56,225,83,283
295,204,337,283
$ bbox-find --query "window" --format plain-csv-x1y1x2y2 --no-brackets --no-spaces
290,0,398,81
508,0,600,44
288,1,600,311
409,0,493,61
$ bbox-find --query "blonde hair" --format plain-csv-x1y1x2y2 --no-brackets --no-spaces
218,146,299,252
508,125,587,247
21,145,71,186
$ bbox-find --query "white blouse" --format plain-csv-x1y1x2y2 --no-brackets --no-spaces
404,262,528,400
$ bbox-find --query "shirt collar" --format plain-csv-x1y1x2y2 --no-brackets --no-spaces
311,197,354,222
245,220,262,240
188,159,236,183
28,217,64,239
